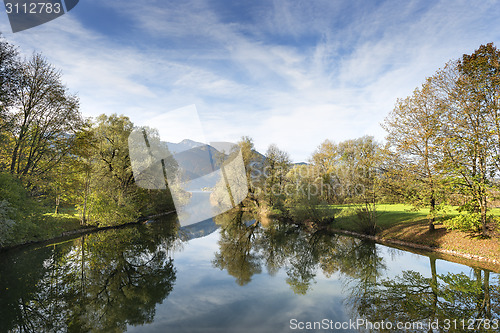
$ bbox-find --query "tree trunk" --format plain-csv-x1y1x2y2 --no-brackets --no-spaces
54,194,60,215
9,143,19,174
481,200,488,236
483,270,491,318
428,194,436,232
10,116,29,174
81,170,90,225
429,257,438,327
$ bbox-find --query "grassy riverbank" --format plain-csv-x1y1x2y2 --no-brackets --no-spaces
1,208,82,249
331,204,500,263
40,210,83,236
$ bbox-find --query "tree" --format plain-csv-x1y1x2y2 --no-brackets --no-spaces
236,136,263,208
336,136,380,234
458,44,500,174
310,136,380,206
382,79,445,231
434,46,499,235
382,43,500,236
70,122,97,224
81,114,139,226
0,36,21,140
262,143,291,207
7,53,81,186
75,115,178,226
310,140,338,203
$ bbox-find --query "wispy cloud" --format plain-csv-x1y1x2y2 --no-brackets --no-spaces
3,0,500,161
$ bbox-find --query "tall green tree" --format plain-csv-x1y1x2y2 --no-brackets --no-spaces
310,136,380,206
382,79,445,231
337,136,381,234
434,45,499,235
262,143,291,207
0,36,21,142
236,136,263,208
310,140,338,203
69,122,97,223
82,114,139,226
77,115,177,226
7,53,81,186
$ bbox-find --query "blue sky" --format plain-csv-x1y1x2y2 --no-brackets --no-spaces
1,0,500,161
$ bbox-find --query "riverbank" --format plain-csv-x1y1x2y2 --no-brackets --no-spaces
0,210,175,252
330,204,500,270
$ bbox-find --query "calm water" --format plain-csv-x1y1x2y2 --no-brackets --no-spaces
0,209,499,332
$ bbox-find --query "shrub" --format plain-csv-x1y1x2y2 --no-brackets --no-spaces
354,205,378,235
442,212,483,233
289,195,336,226
0,200,15,246
0,172,42,246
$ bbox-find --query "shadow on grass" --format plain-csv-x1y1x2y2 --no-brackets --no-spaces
333,205,451,248
379,219,449,247
331,205,500,266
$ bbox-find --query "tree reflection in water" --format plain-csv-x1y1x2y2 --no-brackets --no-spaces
350,261,500,332
1,208,499,332
213,207,500,332
212,206,385,295
212,209,262,286
0,217,179,332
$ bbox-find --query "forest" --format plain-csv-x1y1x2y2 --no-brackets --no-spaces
0,37,175,247
1,36,500,248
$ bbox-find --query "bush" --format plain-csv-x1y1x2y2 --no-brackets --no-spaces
289,195,336,226
0,172,42,246
83,191,141,227
0,200,15,246
354,205,378,235
442,212,484,233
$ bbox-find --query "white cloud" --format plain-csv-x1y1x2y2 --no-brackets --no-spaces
3,0,500,161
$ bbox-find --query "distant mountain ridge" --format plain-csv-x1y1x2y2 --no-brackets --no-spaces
164,141,220,182
166,139,205,154
162,139,304,184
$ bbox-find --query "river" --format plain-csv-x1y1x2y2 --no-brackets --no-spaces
0,208,499,332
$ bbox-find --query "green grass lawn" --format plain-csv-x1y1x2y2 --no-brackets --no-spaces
328,203,500,264
331,203,500,233
330,203,477,233
40,207,82,239
333,204,422,231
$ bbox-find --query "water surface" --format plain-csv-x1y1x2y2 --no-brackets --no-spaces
1,210,498,332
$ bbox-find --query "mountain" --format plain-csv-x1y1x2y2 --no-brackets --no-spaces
209,141,239,154
162,139,268,184
166,139,205,154
162,139,232,184
170,144,221,181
